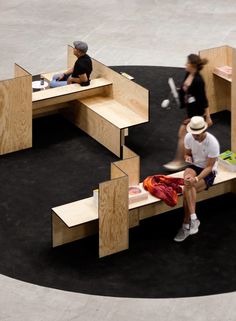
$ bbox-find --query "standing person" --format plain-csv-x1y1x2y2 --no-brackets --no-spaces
174,116,220,242
50,40,92,87
164,54,213,171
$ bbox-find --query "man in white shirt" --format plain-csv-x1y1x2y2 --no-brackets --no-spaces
174,116,220,242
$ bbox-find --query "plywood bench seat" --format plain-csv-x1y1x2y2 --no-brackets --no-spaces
32,78,112,113
130,165,236,210
79,95,149,129
52,164,236,248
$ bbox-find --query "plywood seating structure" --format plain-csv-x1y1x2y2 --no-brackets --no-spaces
0,65,32,155
0,46,149,157
51,145,236,258
199,45,236,151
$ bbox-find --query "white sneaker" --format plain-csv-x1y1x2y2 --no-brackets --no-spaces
174,226,190,242
190,219,200,235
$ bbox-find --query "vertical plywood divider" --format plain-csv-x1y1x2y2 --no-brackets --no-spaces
99,165,128,258
231,48,236,151
112,146,140,186
0,64,32,155
91,58,149,120
199,46,231,114
122,145,138,159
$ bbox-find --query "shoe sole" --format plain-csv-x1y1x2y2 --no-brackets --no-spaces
174,234,190,242
163,164,187,171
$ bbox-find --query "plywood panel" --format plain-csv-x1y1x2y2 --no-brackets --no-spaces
200,46,231,114
33,102,71,118
0,71,32,155
122,145,138,159
32,78,112,103
63,100,121,156
14,63,31,78
231,179,236,194
33,86,111,113
138,180,233,221
231,48,236,151
52,197,98,228
79,96,147,129
52,212,98,247
129,208,140,228
91,58,149,120
99,173,129,257
112,156,140,186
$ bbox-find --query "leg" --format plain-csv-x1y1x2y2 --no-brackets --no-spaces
183,167,207,216
163,123,187,171
174,123,187,162
50,74,68,88
174,167,206,242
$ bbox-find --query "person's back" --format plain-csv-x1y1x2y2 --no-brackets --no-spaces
72,53,92,86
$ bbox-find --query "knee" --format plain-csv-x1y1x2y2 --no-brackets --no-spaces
50,80,57,88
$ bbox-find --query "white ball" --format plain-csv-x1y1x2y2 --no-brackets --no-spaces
161,99,170,108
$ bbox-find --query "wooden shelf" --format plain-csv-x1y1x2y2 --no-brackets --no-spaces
80,96,149,129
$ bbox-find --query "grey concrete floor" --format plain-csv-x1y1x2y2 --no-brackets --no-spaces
0,1,236,320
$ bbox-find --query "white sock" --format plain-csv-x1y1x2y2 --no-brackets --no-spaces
190,213,197,221
183,223,190,230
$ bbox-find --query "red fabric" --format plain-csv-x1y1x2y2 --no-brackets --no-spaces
143,175,184,207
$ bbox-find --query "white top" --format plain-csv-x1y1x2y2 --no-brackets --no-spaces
184,132,220,171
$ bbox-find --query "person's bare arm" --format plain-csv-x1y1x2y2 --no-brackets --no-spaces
67,73,88,84
57,68,74,81
196,157,217,181
204,107,213,127
63,68,73,76
184,148,193,163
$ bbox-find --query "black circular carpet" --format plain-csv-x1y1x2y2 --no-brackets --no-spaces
0,66,235,298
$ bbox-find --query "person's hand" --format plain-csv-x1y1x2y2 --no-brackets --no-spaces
56,73,65,81
185,155,192,163
184,175,195,187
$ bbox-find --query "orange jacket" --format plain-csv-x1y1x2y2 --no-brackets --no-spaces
143,175,184,207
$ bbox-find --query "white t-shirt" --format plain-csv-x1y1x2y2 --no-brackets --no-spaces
184,132,220,171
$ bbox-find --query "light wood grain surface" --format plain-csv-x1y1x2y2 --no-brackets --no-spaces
0,65,32,155
79,95,148,129
63,99,121,156
52,197,98,227
112,156,140,186
99,174,129,258
200,45,232,113
32,78,112,102
231,48,236,151
52,212,98,247
91,58,149,121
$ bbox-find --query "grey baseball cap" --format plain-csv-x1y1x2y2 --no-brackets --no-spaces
73,40,88,53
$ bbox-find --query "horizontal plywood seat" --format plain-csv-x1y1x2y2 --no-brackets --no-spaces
52,164,236,229
129,165,236,211
52,197,98,228
80,96,149,129
32,78,112,103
